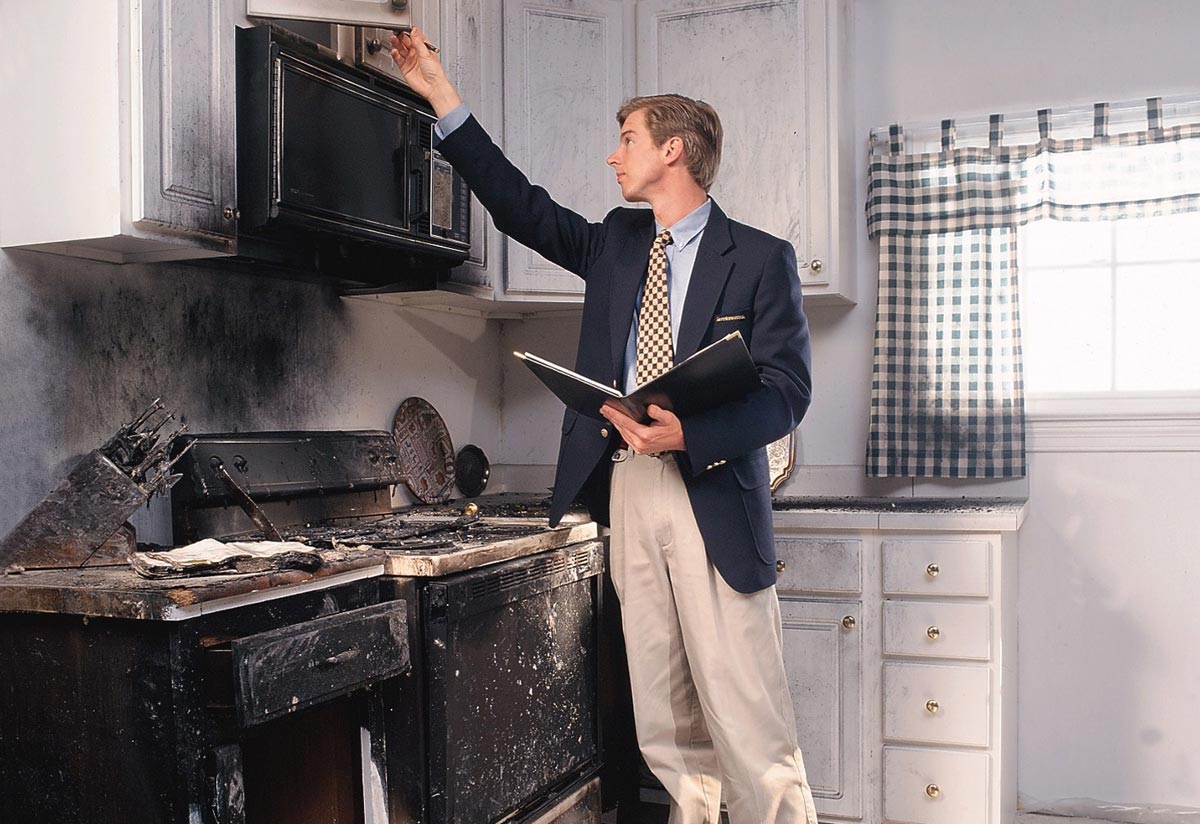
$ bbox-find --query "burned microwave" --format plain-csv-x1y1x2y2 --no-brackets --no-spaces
235,25,470,286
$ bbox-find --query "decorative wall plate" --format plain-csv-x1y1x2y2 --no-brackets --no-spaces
392,397,456,504
768,431,796,493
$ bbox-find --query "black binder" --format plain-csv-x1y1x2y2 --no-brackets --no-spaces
515,332,761,424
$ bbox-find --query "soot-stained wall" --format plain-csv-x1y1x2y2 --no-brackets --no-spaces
0,250,503,539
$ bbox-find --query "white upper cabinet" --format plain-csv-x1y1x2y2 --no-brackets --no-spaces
501,0,628,299
246,0,413,26
636,0,854,305
1,0,237,262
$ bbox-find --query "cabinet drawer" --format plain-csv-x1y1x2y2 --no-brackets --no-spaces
884,663,990,747
883,539,990,597
884,747,989,824
232,601,409,726
775,537,862,594
883,602,990,660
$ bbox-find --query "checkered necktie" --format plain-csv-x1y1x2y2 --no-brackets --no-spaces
636,229,675,385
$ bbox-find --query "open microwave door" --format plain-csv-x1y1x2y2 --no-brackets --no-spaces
246,0,413,27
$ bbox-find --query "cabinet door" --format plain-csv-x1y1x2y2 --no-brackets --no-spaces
502,0,627,297
636,0,839,300
780,598,862,819
132,0,236,251
443,0,506,292
246,0,413,27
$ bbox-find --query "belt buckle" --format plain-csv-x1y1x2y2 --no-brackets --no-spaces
611,447,629,462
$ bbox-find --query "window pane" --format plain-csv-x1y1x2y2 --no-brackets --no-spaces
1115,263,1200,391
1020,264,1113,393
1115,212,1200,263
1019,220,1112,269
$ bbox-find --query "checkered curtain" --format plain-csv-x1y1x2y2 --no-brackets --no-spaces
866,98,1200,478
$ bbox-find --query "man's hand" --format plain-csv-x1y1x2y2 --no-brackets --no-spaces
600,403,686,455
389,27,462,116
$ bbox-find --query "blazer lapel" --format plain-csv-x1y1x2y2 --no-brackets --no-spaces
609,211,656,379
675,201,735,361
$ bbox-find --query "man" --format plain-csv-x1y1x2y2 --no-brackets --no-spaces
392,29,816,824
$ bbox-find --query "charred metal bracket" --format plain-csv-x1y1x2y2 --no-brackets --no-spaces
0,399,190,572
211,460,283,543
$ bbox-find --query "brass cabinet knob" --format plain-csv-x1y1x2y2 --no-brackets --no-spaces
776,560,786,574
463,502,479,516
842,615,856,630
926,783,940,799
926,562,940,577
926,699,940,714
926,625,941,640
810,258,824,273
223,206,235,220
600,427,609,439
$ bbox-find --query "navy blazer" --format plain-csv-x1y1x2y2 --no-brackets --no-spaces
437,115,812,593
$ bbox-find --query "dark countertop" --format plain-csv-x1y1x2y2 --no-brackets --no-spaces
772,496,1027,513
772,496,1028,531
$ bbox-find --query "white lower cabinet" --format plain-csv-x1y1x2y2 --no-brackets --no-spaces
883,747,990,824
883,663,990,747
774,506,1021,824
780,598,863,819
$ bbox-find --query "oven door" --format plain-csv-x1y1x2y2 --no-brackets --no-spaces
422,543,604,824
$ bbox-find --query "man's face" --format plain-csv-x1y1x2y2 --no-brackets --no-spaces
607,109,669,203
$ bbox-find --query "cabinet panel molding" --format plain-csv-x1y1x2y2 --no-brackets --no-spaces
780,598,862,819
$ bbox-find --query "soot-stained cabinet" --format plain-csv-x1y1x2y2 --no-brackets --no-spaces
0,576,408,824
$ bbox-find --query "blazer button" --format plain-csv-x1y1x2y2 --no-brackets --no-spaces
600,427,609,439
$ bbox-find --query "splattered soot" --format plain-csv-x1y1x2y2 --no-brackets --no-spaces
22,259,350,443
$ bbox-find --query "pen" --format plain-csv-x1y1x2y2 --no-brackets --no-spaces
394,28,439,54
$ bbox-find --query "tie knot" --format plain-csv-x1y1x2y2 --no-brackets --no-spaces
654,229,673,248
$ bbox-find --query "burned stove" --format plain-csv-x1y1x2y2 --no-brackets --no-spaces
168,430,604,824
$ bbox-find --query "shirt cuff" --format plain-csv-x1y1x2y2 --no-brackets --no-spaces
433,103,471,143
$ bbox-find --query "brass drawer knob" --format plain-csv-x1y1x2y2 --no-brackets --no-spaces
776,560,786,574
810,258,824,273
842,615,856,630
463,502,479,516
926,562,940,577
926,699,940,714
926,783,940,799
926,625,941,640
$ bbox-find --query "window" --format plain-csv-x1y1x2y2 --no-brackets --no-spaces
1018,213,1200,399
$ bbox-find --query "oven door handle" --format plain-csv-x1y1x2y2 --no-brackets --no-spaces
315,649,361,669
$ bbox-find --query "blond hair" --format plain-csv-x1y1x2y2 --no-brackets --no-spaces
616,94,723,191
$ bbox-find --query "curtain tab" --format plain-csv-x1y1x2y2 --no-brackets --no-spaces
1147,96,1163,130
1093,102,1110,139
1037,108,1051,139
941,119,956,151
989,114,1004,148
889,124,904,155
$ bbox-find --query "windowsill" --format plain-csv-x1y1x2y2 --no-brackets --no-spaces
1026,393,1200,452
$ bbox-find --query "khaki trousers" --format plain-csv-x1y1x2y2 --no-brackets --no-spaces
609,450,818,824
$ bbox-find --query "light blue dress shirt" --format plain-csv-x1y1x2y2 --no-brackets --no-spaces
434,104,713,394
